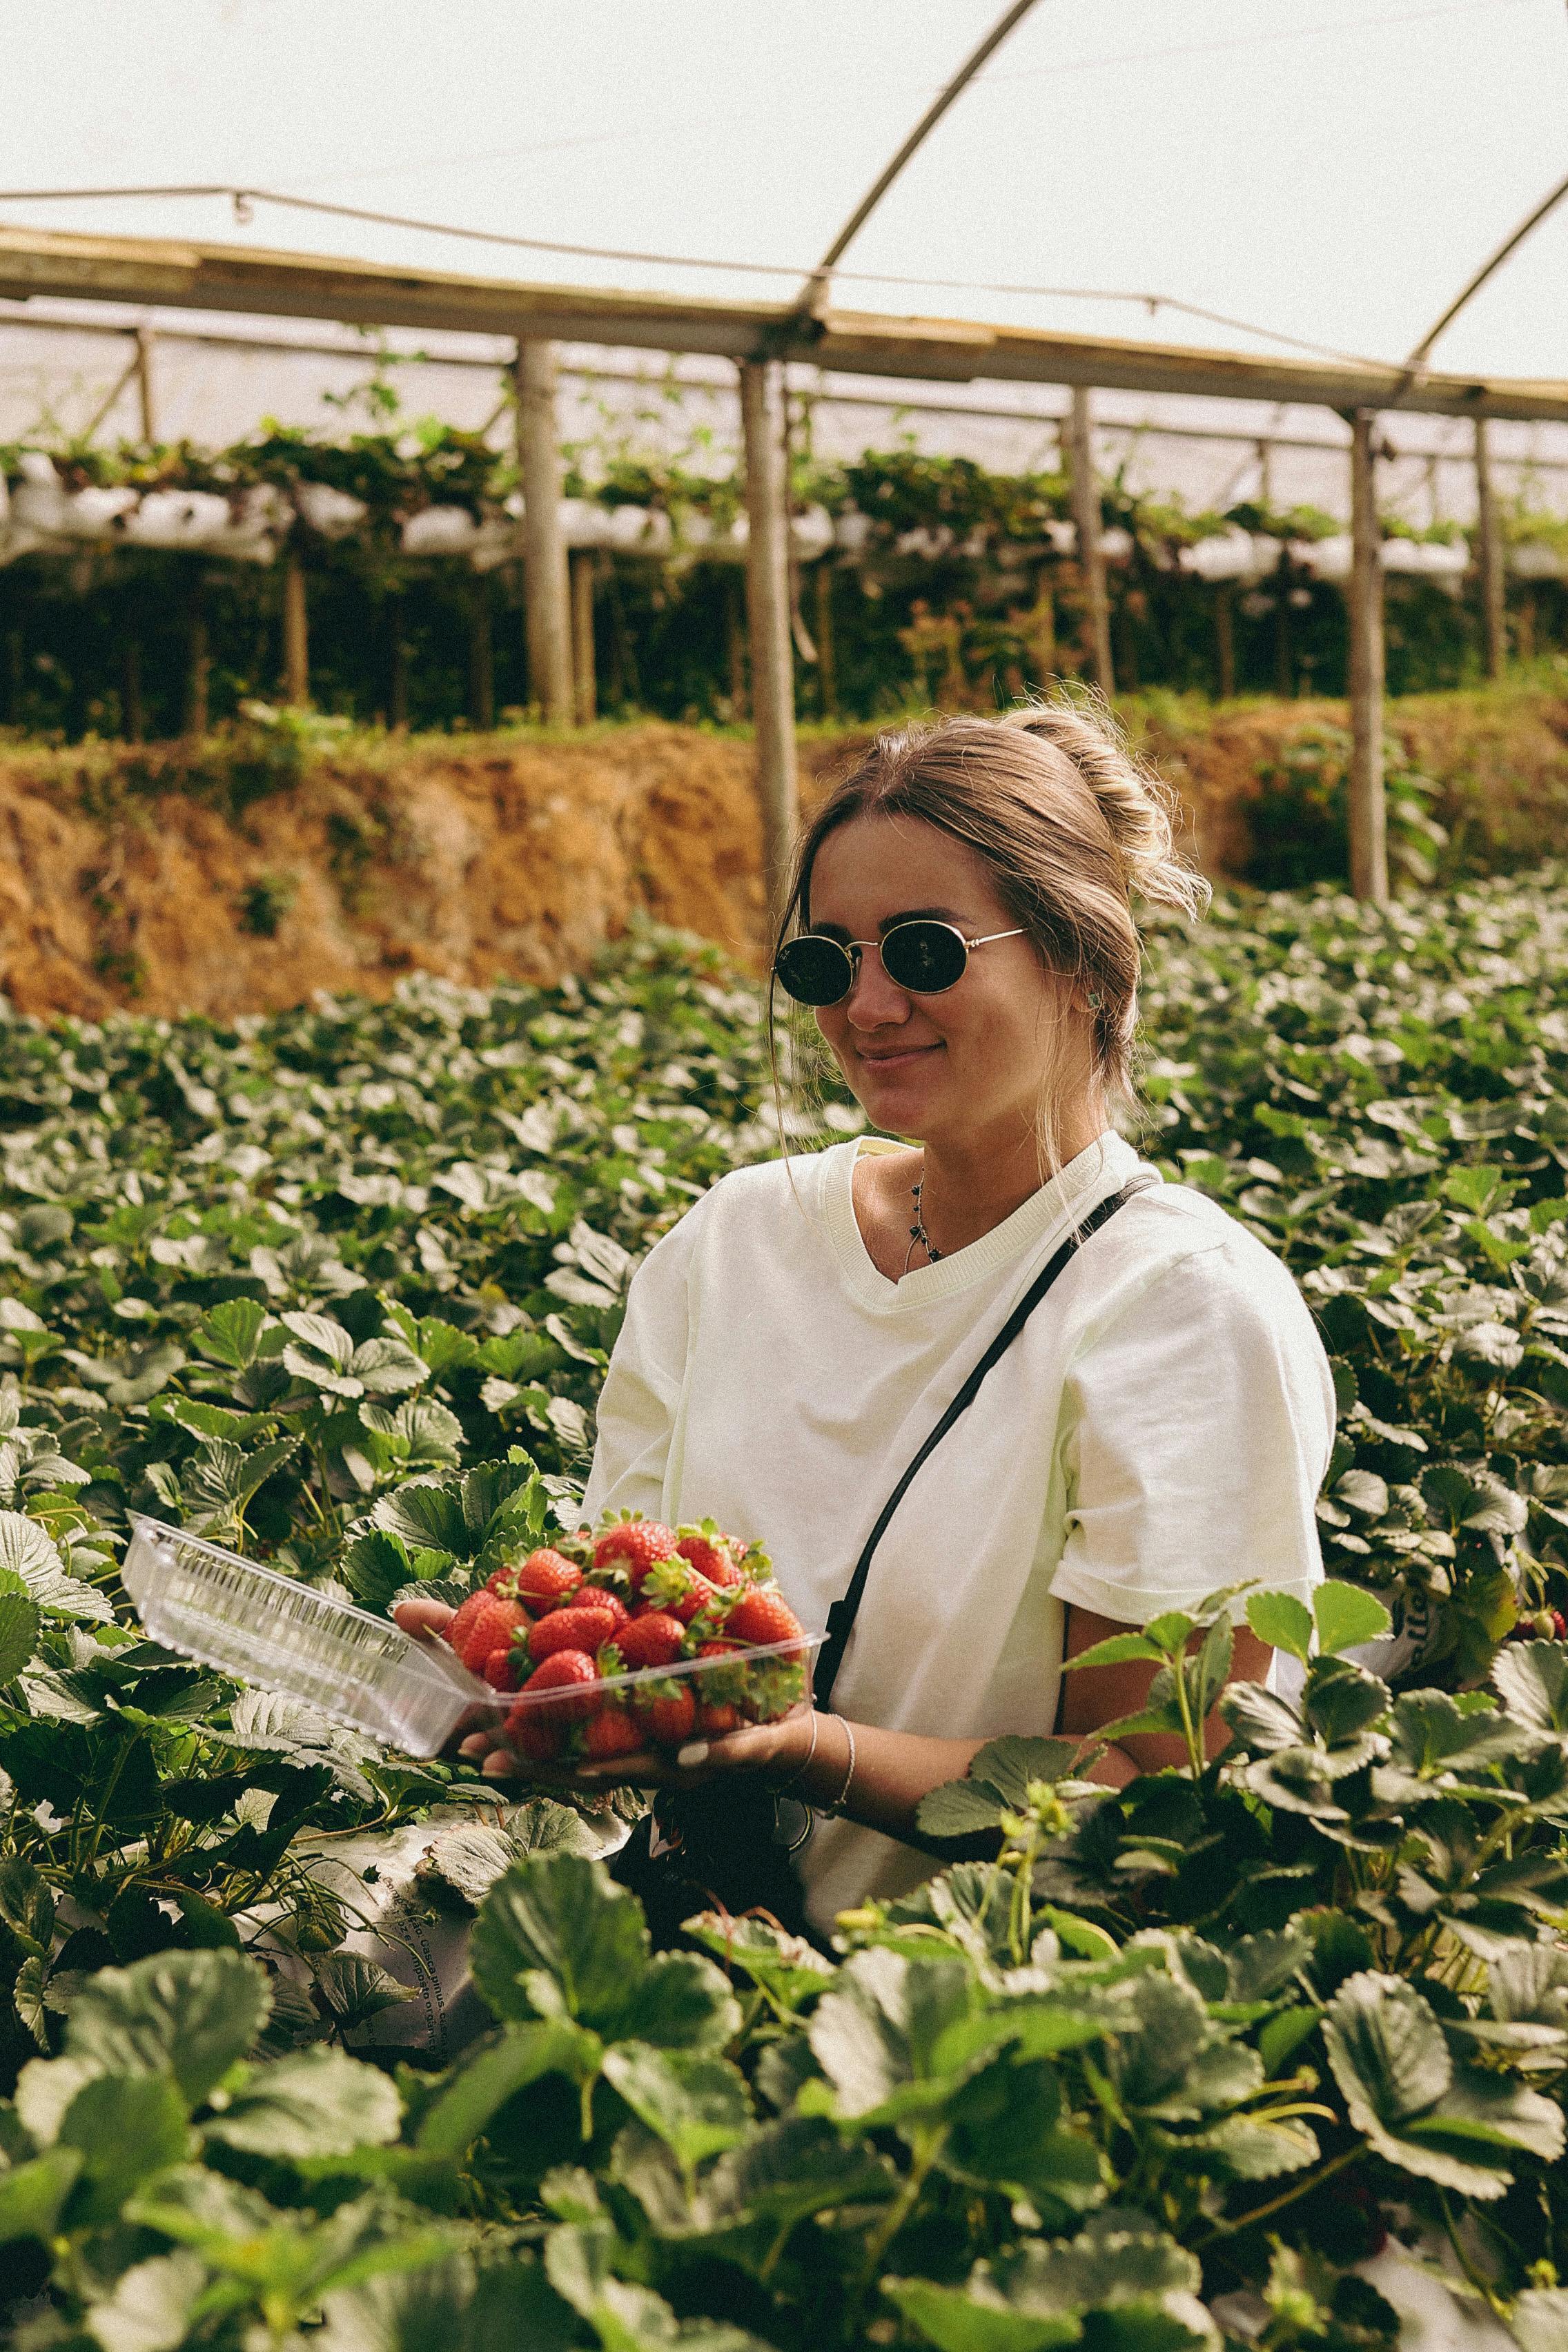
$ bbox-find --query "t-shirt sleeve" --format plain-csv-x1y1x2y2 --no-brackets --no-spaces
1047,1237,1337,1626
580,1213,696,1523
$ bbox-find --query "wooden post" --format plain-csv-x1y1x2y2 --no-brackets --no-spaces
725,573,748,717
1474,418,1506,680
1215,582,1236,699
134,326,157,444
1273,545,1293,698
1067,386,1114,693
282,556,309,706
740,357,798,920
184,586,209,738
570,549,598,725
468,582,495,730
514,340,574,726
814,562,837,718
1348,410,1389,906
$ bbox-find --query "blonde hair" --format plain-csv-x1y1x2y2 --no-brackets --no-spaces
770,696,1208,1157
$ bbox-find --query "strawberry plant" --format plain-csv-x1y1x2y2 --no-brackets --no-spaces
1,881,1567,2342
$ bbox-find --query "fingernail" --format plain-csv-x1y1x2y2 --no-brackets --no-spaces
676,1741,710,1769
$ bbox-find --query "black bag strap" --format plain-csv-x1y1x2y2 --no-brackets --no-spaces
814,1184,1137,1712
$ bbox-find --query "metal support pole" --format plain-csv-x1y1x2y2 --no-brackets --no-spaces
514,340,574,727
1474,418,1506,680
134,326,157,444
570,549,598,725
1067,386,1114,694
282,554,309,707
740,357,799,928
1348,411,1389,906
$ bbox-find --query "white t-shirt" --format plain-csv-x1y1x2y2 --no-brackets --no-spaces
582,1130,1336,1933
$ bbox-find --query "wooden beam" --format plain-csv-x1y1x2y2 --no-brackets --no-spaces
133,324,157,444
1067,387,1113,694
3,223,1568,421
1473,417,1507,680
740,358,798,926
514,340,573,727
1348,411,1389,907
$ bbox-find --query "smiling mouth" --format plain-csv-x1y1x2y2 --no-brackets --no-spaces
856,1043,943,1069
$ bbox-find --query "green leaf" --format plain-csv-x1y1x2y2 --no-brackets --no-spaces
0,2146,83,2245
1313,1581,1393,1656
609,1952,741,2053
1320,1970,1543,2197
1246,1590,1314,1665
805,1948,979,2125
59,2070,193,2225
1063,1633,1167,1671
469,1854,649,2030
416,2019,601,2156
204,2044,403,2159
1512,2291,1568,2352
64,1948,272,2106
0,1569,41,1678
883,2277,1079,2352
601,2044,751,2175
86,2251,208,2352
195,1297,268,1369
1491,1640,1568,1738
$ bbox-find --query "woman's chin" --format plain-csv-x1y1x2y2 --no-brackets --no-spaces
851,1047,949,1117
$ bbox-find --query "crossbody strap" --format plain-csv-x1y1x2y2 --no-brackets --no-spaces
814,1184,1137,1713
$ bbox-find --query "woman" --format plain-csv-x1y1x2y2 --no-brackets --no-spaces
402,704,1335,1938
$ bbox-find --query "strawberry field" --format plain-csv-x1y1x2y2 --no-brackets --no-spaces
2,876,1568,2346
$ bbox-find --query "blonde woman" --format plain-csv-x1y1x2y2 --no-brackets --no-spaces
402,705,1334,1939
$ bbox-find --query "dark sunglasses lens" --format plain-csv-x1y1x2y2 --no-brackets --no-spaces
774,935,854,1006
881,921,967,993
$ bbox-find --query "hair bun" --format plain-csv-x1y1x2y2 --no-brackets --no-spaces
998,696,1209,921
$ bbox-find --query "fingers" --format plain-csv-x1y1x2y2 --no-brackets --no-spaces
394,1597,455,1637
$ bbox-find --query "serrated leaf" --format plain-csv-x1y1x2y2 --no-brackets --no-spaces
59,2070,193,2224
63,1948,272,2106
469,1854,649,2030
1246,1590,1314,1665
195,1297,268,1370
0,1572,41,1678
86,2252,207,2352
203,2044,402,2159
1313,1581,1393,1656
601,2044,751,2174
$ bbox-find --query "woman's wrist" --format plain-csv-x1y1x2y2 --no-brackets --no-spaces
787,1710,859,1816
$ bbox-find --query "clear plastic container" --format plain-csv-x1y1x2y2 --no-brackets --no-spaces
485,1631,823,1758
121,1513,489,1758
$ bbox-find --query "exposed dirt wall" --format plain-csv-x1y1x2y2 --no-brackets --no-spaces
1,689,1565,1021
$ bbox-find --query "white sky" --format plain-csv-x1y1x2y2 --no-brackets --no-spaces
1,0,1566,518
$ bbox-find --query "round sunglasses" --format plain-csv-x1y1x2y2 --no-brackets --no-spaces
773,919,1024,1007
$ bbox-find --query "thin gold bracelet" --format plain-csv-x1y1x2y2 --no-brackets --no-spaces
770,1707,819,1796
823,1716,857,1816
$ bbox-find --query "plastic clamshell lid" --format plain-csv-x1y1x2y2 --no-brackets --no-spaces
122,1513,489,1758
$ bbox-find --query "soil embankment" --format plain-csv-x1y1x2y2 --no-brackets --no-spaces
1,688,1565,1021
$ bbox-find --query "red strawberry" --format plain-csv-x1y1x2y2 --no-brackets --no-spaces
676,1527,742,1587
481,1645,522,1692
451,1594,527,1672
723,1587,805,1649
529,1603,621,1664
615,1610,687,1669
507,1649,600,1760
584,1587,631,1633
697,1698,743,1735
510,1549,584,1611
1554,1611,1568,1640
445,1589,493,1656
640,1556,711,1625
584,1703,644,1758
634,1678,697,1747
594,1518,679,1588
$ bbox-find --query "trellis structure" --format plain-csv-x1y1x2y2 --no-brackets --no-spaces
5,217,1568,909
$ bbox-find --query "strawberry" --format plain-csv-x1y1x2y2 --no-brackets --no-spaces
697,1698,743,1736
445,1588,494,1657
585,1587,631,1633
634,1678,697,1747
450,1594,527,1672
615,1609,687,1669
722,1587,805,1649
1556,1611,1568,1640
640,1555,712,1625
594,1518,679,1588
529,1603,622,1663
584,1703,644,1759
481,1645,522,1692
510,1548,584,1611
507,1649,600,1761
676,1525,742,1587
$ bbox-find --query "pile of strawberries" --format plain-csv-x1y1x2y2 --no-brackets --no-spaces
441,1511,808,1761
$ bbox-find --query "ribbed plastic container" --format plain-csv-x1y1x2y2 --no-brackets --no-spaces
492,1632,823,1758
121,1513,489,1758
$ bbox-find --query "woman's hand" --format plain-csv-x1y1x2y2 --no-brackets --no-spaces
392,1595,815,1793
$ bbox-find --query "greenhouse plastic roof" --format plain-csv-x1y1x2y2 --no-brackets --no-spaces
2,0,1567,520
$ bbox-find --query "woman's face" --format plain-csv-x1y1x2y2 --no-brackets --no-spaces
805,812,1092,1151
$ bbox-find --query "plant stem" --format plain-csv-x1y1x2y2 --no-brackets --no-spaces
1195,2144,1360,2245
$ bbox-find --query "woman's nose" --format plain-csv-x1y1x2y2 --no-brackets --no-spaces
845,946,910,1026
